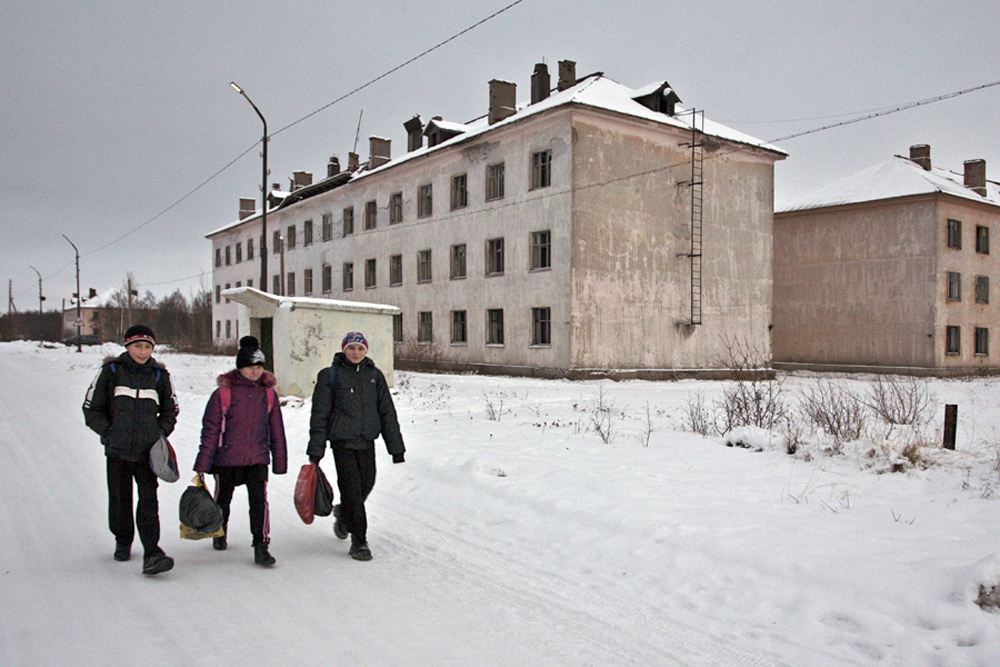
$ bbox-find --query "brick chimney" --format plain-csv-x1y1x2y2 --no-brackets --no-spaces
239,198,255,220
557,60,576,91
964,159,987,197
531,63,551,104
289,171,312,191
348,152,359,171
369,137,391,169
909,144,931,171
488,79,517,125
327,155,340,178
404,115,423,152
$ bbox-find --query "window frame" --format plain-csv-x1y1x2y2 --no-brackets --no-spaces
286,225,296,250
343,207,354,236
389,254,403,287
486,308,504,346
530,230,552,271
389,192,403,225
303,219,313,246
417,249,433,283
530,149,552,190
976,225,990,254
531,307,551,347
418,311,433,344
451,173,468,210
342,262,354,292
365,258,377,289
303,268,313,295
451,310,467,345
975,327,990,356
947,271,962,301
364,200,377,230
976,275,990,304
321,213,333,241
418,184,433,218
486,237,505,276
486,162,505,201
946,325,961,355
322,264,332,293
947,218,962,249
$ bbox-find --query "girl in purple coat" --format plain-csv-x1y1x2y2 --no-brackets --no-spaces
196,336,288,566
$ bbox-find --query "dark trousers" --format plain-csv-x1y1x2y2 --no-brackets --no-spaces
332,447,376,541
213,464,270,546
106,457,161,557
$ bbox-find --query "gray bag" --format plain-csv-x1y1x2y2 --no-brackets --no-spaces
149,435,180,483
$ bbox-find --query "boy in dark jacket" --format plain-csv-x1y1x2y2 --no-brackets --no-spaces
82,324,178,575
195,336,288,566
308,331,404,560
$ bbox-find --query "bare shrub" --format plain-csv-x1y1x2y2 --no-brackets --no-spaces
588,386,619,444
483,391,505,421
640,401,656,447
798,379,866,446
716,337,788,433
682,391,717,436
861,376,935,426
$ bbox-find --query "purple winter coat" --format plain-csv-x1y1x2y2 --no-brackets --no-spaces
195,370,288,474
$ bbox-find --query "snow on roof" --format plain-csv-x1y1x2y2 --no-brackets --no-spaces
79,288,118,309
777,156,1000,212
424,118,469,134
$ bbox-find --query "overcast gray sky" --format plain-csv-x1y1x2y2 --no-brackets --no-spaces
3,0,998,311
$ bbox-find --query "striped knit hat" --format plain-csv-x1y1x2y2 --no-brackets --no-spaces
123,324,155,348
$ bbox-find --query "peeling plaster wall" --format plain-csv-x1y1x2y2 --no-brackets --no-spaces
568,111,777,370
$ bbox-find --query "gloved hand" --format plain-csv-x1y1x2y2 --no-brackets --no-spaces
392,453,405,464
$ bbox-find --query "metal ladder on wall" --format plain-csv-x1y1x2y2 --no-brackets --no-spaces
679,109,705,326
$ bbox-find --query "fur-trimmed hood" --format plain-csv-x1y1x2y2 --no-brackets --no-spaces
217,368,277,389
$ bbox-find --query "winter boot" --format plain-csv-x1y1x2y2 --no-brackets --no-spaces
114,542,132,562
142,552,174,576
213,534,227,551
333,505,348,540
349,536,372,561
254,543,276,567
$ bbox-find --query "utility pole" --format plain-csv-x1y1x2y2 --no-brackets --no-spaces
30,266,45,340
62,234,82,353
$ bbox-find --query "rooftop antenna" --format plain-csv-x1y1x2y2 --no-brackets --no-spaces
353,110,364,153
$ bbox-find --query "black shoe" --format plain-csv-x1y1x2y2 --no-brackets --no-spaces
349,537,372,561
254,543,276,567
114,543,132,562
142,552,174,575
333,505,348,540
213,534,227,551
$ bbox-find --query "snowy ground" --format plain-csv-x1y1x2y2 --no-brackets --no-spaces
1,341,998,667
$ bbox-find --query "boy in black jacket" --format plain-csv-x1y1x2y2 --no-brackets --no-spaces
308,331,404,560
83,325,179,575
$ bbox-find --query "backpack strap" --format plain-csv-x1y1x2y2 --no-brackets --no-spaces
327,364,338,390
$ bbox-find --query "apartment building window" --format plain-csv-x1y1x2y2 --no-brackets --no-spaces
976,225,990,254
531,149,552,190
226,320,231,339
486,162,505,201
418,184,433,218
225,245,231,266
389,192,403,224
946,325,961,355
417,249,432,283
451,173,468,210
947,219,962,249
418,311,433,343
393,314,403,343
273,230,281,254
247,237,254,260
286,272,295,296
224,283,231,303
343,263,354,291
364,200,377,230
486,237,505,276
343,207,354,236
215,248,222,268
322,213,333,241
246,279,252,288
322,264,332,293
976,275,990,304
286,225,296,249
975,327,990,356
235,242,242,264
215,284,221,303
215,320,221,338
486,309,504,345
532,307,551,346
303,268,313,295
365,259,377,289
389,254,403,286
530,230,551,270
451,310,467,344
947,272,962,301
451,244,467,279
303,219,313,246
272,275,281,294
235,281,241,288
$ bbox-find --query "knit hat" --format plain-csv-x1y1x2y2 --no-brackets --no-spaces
236,336,266,368
342,331,369,351
123,324,155,347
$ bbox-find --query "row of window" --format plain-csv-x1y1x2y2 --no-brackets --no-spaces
945,325,991,356
946,219,990,254
214,150,554,268
214,231,552,302
946,272,990,303
398,307,552,347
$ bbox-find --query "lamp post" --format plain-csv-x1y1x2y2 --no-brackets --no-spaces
230,82,269,292
62,234,82,353
29,265,44,340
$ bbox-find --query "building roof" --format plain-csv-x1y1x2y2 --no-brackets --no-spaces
778,155,1000,213
208,73,785,238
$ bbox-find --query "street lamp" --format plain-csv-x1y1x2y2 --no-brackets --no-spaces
29,265,45,340
62,234,82,353
230,82,269,292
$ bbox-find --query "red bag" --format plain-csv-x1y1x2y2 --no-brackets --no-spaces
294,463,317,524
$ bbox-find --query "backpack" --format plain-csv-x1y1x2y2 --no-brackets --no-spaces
217,384,276,449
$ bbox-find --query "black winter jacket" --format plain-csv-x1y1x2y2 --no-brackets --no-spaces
83,353,179,462
307,353,404,461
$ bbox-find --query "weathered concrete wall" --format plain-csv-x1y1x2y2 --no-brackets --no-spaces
568,111,777,370
773,198,939,368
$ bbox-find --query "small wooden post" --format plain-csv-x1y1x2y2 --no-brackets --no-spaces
943,404,958,450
